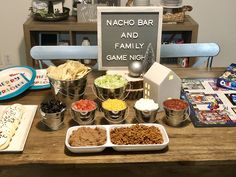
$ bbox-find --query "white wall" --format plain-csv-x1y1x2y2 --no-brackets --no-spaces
183,0,236,66
0,0,235,67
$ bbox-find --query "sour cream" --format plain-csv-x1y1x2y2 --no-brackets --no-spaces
134,98,159,111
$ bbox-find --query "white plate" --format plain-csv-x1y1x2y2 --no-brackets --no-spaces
65,123,169,153
0,105,38,152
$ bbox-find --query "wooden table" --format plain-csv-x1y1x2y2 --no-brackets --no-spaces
0,68,235,177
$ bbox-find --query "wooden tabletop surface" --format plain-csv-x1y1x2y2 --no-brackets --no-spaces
0,68,235,177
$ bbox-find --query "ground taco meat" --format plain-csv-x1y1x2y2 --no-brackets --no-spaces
69,127,106,146
110,124,164,145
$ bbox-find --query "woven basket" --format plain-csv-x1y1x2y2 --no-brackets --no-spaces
163,5,192,23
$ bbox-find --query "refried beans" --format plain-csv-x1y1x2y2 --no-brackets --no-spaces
69,127,106,146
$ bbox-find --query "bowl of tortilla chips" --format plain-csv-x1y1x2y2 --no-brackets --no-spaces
47,60,91,106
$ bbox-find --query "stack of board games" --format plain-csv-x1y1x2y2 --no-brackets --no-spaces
217,63,236,90
182,78,236,127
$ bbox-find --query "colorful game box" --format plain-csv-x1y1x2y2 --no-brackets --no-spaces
182,78,236,127
217,63,236,90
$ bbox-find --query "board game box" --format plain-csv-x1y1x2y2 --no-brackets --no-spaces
181,78,236,127
217,63,236,90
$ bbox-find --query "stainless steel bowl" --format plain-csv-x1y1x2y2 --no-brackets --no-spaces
71,105,96,125
40,108,66,130
102,107,127,124
48,75,87,107
163,99,189,127
134,107,159,123
93,83,129,101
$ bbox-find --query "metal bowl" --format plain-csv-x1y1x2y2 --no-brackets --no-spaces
102,107,127,124
48,75,87,107
134,107,159,123
93,83,129,101
70,103,96,125
163,99,189,127
40,108,66,131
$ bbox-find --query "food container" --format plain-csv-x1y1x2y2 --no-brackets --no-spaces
65,124,169,153
65,125,107,153
71,100,97,125
106,70,143,100
40,107,66,131
102,107,127,124
134,107,158,123
102,99,128,124
48,75,87,107
40,98,66,130
94,84,129,101
93,74,129,101
163,99,189,127
134,98,159,123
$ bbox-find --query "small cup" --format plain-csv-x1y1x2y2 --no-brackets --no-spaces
40,108,66,130
71,104,96,125
163,99,189,127
102,107,127,124
134,107,159,123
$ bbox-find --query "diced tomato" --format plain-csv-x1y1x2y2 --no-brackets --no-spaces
73,99,96,111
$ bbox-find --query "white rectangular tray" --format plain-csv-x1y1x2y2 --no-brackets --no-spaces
0,105,38,152
65,123,169,153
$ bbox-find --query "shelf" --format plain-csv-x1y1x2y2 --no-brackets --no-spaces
23,15,198,67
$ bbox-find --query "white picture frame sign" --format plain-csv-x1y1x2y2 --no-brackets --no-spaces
97,6,163,70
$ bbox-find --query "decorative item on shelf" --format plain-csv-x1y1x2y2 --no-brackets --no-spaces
133,0,150,6
77,4,100,22
30,0,70,21
96,0,120,6
125,0,150,6
163,5,193,23
72,0,92,16
81,37,92,65
161,0,182,7
76,0,119,21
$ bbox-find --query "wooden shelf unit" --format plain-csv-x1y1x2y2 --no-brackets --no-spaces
23,15,198,67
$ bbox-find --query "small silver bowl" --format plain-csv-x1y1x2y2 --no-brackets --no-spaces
48,74,88,107
94,83,129,101
71,103,97,125
163,99,189,127
40,108,66,131
134,107,159,123
102,107,127,124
